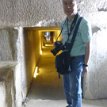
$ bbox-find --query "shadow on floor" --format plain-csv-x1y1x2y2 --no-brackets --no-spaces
27,48,65,100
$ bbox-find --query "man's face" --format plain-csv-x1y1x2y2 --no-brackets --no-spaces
62,0,77,17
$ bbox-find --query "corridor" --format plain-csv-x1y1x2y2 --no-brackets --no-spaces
24,47,107,107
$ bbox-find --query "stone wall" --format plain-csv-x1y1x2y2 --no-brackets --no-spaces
84,28,107,99
0,62,16,107
0,0,106,27
0,27,42,107
0,28,28,107
0,0,107,104
0,28,17,60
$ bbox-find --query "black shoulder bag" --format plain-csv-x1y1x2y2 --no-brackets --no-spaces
55,15,82,75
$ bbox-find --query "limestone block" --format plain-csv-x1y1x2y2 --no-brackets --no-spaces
0,68,13,107
0,0,106,27
96,0,107,11
87,12,107,29
84,29,107,99
0,29,12,60
0,28,18,61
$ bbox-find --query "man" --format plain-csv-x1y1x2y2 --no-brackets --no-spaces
61,0,92,107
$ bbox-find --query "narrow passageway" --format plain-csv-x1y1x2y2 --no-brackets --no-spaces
28,47,64,100
24,47,107,107
25,47,66,107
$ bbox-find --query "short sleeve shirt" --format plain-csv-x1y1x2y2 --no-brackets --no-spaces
61,15,92,56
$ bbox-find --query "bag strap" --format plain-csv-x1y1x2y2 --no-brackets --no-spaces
56,14,78,41
66,14,79,40
68,16,83,53
56,20,65,41
58,17,82,78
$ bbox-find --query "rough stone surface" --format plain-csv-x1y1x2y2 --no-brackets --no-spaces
0,1,107,107
0,28,28,107
84,28,107,99
14,27,27,107
0,28,18,61
0,64,15,107
0,0,107,27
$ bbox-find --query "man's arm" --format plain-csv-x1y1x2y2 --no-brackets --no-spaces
83,42,91,72
84,42,90,65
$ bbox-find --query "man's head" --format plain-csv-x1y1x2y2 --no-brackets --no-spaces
62,0,78,18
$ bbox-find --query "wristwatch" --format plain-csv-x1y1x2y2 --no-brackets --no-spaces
83,64,88,67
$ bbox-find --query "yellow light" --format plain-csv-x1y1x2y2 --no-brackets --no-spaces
40,49,42,55
45,44,53,47
33,66,39,78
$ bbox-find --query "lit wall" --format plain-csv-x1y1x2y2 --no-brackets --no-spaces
24,26,60,89
24,28,41,88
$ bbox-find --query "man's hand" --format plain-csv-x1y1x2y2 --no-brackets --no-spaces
82,66,88,77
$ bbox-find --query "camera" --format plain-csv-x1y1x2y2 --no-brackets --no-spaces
51,41,64,56
51,41,71,56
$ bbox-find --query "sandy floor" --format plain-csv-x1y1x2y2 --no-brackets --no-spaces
24,48,107,107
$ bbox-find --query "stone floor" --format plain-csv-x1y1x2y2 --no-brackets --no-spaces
24,99,107,107
24,47,107,107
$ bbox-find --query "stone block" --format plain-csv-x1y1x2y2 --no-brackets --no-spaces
0,62,16,107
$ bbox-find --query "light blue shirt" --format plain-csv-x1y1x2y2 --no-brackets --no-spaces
61,15,92,56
